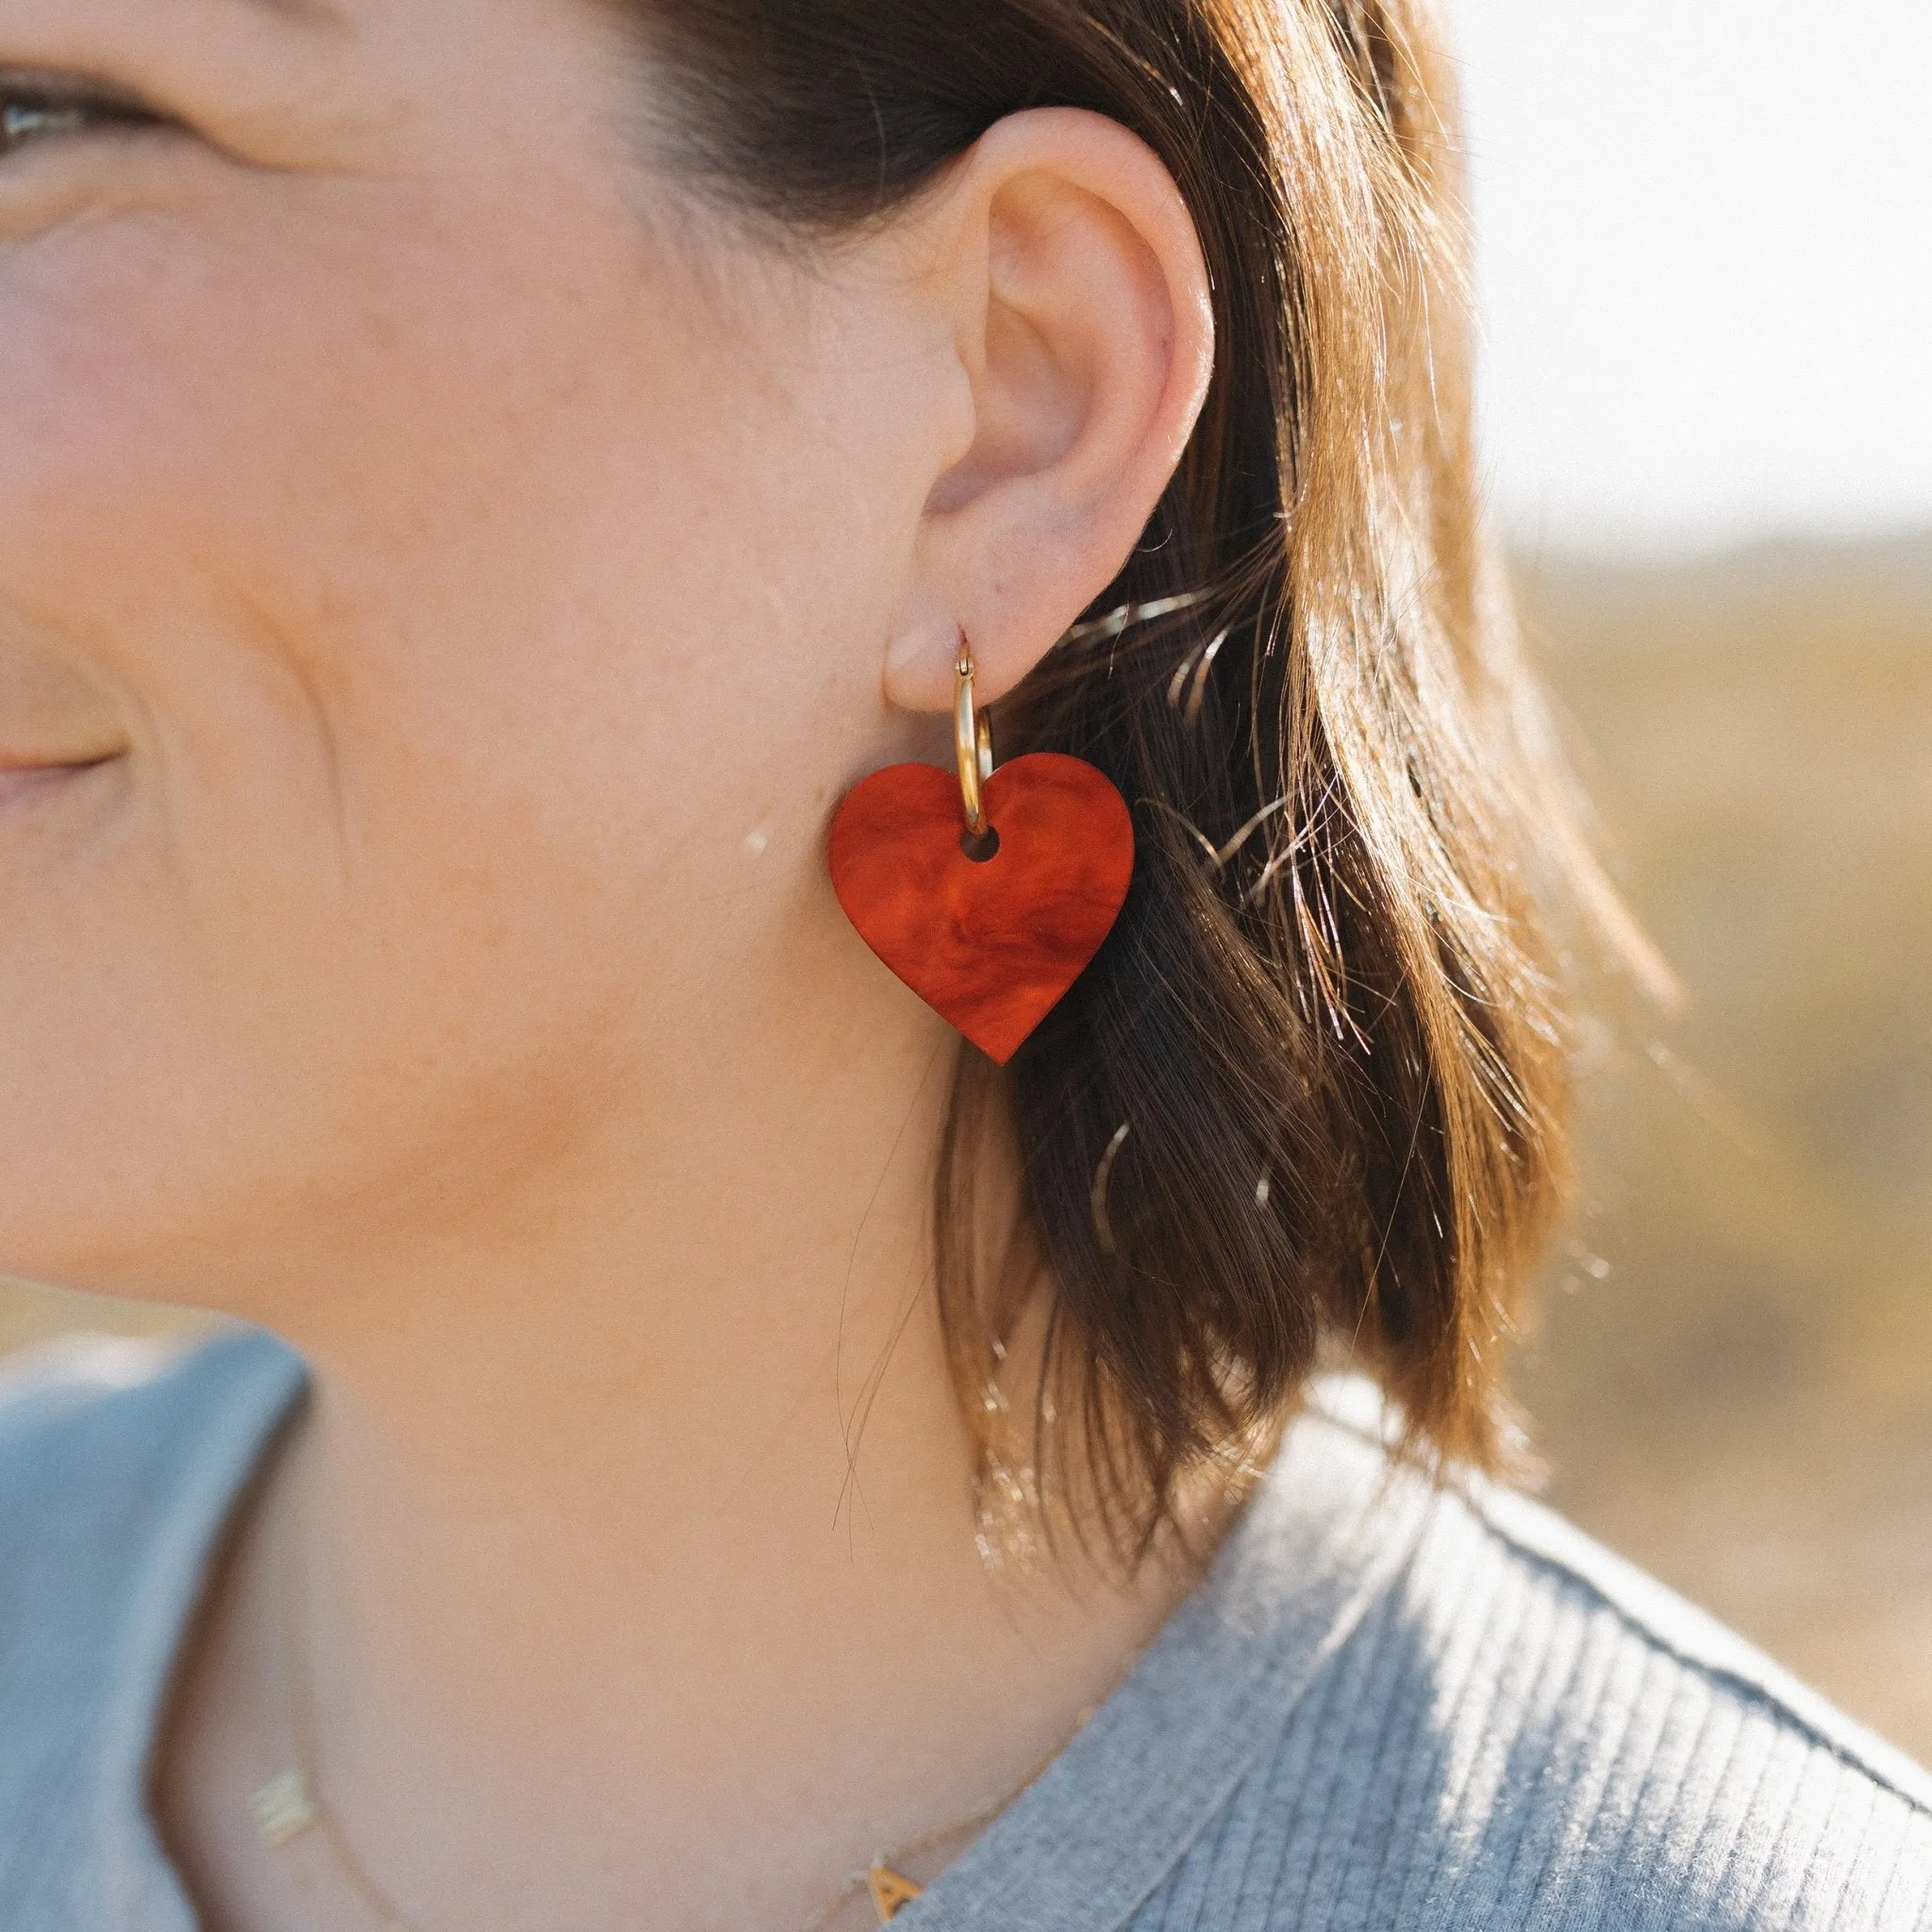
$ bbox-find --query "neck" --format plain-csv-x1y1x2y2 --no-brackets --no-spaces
158,1003,1190,1932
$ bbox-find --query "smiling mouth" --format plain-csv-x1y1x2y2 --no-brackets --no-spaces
0,754,124,809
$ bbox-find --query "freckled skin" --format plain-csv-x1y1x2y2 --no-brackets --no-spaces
0,0,940,1299
0,4,1214,1924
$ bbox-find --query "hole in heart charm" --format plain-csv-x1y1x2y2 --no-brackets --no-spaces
828,752,1135,1064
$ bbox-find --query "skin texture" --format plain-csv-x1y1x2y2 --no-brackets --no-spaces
0,0,1213,1925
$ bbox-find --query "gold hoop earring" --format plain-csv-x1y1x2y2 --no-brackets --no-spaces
826,634,1136,1065
954,644,995,838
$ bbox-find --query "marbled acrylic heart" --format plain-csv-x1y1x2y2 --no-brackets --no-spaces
828,753,1134,1063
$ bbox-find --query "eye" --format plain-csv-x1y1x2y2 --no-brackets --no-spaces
0,78,165,160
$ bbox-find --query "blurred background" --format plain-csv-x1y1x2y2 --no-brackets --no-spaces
4,0,1929,1758
1459,0,1932,1756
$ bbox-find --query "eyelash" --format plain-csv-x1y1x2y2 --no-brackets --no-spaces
0,81,163,160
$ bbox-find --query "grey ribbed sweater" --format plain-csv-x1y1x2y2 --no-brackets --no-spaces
1,1328,1927,1929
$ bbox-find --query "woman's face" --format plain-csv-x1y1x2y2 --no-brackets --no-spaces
0,0,953,1297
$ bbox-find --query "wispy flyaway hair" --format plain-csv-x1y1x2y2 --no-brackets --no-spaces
620,0,1641,1556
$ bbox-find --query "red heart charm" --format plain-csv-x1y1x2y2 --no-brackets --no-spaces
828,753,1135,1064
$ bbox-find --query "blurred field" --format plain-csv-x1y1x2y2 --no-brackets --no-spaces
1515,536,1932,1760
4,535,1929,1758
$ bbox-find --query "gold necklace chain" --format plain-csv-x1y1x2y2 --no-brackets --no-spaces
247,1497,1109,1931
792,1726,1081,1932
245,1477,421,1932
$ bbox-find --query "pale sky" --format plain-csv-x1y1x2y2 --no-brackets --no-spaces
1454,0,1932,557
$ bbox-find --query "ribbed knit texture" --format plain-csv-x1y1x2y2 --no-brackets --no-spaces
1,1329,1926,1930
1119,1487,1932,1931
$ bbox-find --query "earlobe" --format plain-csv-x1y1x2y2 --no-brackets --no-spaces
884,108,1213,716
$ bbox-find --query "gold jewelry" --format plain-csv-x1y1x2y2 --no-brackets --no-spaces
250,1453,1114,1932
248,1470,421,1932
796,1690,1117,1931
794,1768,1033,1930
867,1867,927,1921
251,1711,1025,1932
953,643,995,838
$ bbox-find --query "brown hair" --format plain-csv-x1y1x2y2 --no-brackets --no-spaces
621,0,1630,1553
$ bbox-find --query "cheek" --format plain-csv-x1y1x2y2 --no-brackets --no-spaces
0,152,922,1296
0,172,799,1289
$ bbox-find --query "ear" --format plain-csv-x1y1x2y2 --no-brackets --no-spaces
882,108,1214,712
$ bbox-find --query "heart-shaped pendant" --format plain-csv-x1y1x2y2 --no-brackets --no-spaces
828,752,1135,1064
